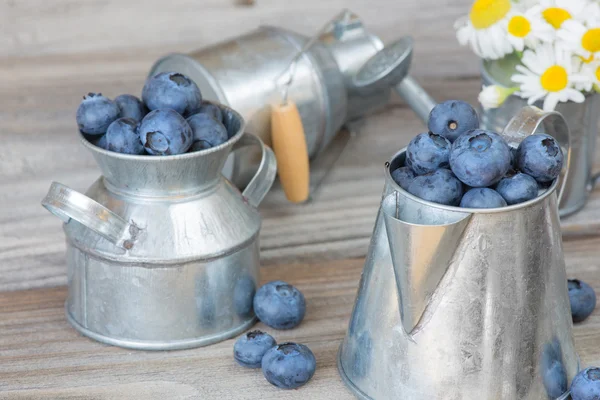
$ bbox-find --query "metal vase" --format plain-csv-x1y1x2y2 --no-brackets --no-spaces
338,106,578,399
42,105,277,350
481,62,600,217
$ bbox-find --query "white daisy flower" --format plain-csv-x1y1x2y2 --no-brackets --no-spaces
557,15,600,62
538,0,599,31
455,0,514,60
506,6,554,51
478,85,519,109
575,59,600,91
510,43,588,111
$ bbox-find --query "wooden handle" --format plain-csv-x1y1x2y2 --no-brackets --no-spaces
271,101,310,203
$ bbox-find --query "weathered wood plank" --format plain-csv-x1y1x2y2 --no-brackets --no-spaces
1,246,599,398
0,0,477,82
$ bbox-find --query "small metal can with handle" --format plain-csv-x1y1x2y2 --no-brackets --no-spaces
42,105,277,351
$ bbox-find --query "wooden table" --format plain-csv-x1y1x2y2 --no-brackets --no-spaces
2,7,600,395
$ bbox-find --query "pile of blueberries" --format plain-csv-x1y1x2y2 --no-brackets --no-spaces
234,280,316,390
76,72,229,155
392,100,564,208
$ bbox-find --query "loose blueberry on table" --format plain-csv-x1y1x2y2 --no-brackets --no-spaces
233,330,277,369
261,343,316,390
253,281,306,330
569,279,597,323
571,367,600,400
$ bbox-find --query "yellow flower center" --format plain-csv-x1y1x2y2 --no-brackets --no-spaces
508,15,531,38
542,7,572,29
595,66,600,82
469,0,511,29
582,29,600,53
540,65,568,92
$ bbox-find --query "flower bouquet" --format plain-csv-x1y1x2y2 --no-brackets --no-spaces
455,0,600,216
455,0,600,111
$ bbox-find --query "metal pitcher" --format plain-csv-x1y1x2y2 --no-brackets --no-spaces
41,105,277,351
148,10,434,190
338,106,579,399
481,59,600,217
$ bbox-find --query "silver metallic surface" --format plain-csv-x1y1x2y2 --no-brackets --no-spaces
42,106,277,350
481,63,600,217
149,12,383,187
339,107,578,399
394,75,437,123
352,36,413,94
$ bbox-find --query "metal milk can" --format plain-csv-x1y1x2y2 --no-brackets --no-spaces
338,106,579,399
42,106,277,350
148,10,434,193
480,58,600,217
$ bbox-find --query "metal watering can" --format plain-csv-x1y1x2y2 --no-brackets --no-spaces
42,106,277,350
148,9,435,202
338,106,579,399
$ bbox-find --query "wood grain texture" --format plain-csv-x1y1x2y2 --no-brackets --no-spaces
3,74,600,291
0,0,478,83
1,249,600,399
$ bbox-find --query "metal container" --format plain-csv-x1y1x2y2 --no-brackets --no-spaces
481,61,600,217
148,11,388,187
41,106,277,350
338,106,578,399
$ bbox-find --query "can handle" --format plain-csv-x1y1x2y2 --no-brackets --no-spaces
233,132,278,208
41,182,141,250
501,105,571,204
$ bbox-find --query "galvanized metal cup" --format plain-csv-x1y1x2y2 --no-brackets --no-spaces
42,104,277,350
338,106,578,399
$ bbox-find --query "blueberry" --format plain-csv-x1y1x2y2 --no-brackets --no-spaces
138,109,193,155
115,94,148,122
234,275,256,319
427,100,479,143
187,112,229,152
569,279,596,323
261,343,316,389
76,93,120,135
188,102,223,122
83,133,107,149
460,188,506,208
142,72,202,116
450,129,511,187
516,134,564,183
253,281,306,330
405,132,451,175
495,171,539,205
571,367,600,400
104,118,144,155
233,330,277,369
407,168,463,206
391,166,415,190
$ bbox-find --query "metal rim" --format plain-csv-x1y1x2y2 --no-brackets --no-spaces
352,36,413,89
66,305,257,351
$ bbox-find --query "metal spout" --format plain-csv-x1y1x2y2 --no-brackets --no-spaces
381,192,471,334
